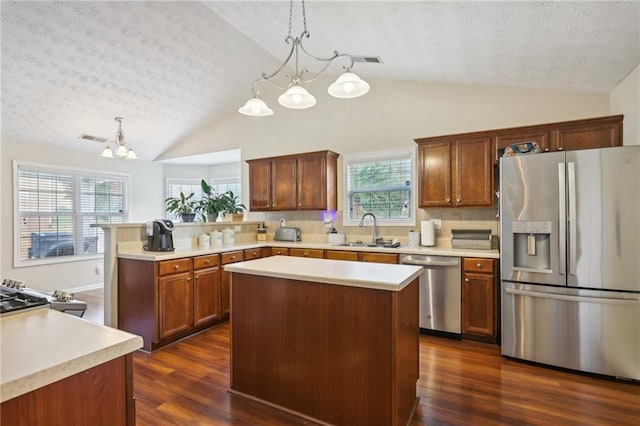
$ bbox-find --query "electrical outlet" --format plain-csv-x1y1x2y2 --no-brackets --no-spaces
432,218,442,229
95,263,102,275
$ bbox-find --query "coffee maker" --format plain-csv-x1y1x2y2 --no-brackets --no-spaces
144,219,175,252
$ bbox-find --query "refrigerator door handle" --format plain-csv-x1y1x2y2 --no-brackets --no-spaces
558,163,566,275
567,161,577,276
505,288,639,305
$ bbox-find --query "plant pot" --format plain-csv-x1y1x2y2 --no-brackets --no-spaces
207,213,222,222
230,213,244,222
181,213,196,223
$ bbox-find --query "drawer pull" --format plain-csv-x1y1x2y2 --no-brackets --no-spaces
465,278,470,282
195,275,200,279
457,198,461,202
476,263,482,268
174,265,179,270
205,259,210,264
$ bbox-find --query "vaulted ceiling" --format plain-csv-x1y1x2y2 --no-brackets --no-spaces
2,1,638,162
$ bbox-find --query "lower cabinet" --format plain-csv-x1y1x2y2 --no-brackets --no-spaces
461,257,497,343
270,247,289,256
119,253,225,351
289,248,324,258
325,250,358,261
359,252,398,264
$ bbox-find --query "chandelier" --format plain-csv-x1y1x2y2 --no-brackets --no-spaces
100,117,137,160
239,0,375,116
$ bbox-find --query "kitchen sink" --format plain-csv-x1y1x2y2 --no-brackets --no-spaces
333,240,402,248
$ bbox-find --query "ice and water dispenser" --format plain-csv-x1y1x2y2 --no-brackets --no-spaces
512,221,551,271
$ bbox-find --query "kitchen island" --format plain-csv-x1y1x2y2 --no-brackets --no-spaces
225,256,422,426
0,308,142,425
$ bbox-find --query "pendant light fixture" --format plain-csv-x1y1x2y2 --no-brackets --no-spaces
239,0,378,116
100,117,137,160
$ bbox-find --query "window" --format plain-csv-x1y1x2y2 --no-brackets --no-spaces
14,162,128,266
344,148,415,226
165,177,241,221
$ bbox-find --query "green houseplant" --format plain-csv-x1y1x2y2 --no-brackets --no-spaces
199,180,246,222
165,191,199,222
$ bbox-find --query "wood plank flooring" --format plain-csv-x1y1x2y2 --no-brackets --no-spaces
78,290,639,425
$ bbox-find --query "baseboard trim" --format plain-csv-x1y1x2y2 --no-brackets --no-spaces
68,283,104,293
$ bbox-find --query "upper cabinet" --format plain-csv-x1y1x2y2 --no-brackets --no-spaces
416,136,493,208
493,115,622,162
247,150,339,211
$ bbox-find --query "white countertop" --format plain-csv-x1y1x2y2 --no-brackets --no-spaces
117,241,499,261
224,256,423,291
0,308,143,402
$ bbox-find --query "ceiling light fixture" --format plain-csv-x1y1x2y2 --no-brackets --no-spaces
100,117,137,160
239,0,375,116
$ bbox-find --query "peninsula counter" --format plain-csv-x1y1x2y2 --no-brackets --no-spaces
225,256,422,426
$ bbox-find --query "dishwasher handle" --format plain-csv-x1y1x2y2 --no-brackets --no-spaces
399,254,459,267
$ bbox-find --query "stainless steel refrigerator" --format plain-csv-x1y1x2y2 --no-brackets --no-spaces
500,145,639,380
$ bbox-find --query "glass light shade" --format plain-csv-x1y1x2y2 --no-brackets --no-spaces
328,72,370,98
101,146,114,158
239,97,274,116
126,149,138,160
115,144,129,158
278,85,316,109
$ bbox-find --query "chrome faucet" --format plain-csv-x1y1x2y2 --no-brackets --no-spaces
358,213,382,244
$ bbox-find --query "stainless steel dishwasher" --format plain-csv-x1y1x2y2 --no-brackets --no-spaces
399,254,461,337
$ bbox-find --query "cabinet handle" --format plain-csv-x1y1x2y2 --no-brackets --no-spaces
465,278,470,282
558,147,564,151
299,203,302,207
187,277,192,281
544,148,550,152
476,263,482,268
195,275,200,279
205,259,210,264
446,198,451,202
174,265,179,270
303,252,308,256
457,198,461,202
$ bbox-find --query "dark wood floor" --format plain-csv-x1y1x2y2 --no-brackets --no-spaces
78,290,639,425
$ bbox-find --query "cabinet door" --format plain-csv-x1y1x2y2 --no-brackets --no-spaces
418,142,452,207
552,120,622,152
221,251,244,319
193,266,221,327
297,154,326,209
271,157,297,210
453,138,493,207
248,160,272,211
270,247,289,256
494,131,550,162
461,272,495,340
158,272,193,340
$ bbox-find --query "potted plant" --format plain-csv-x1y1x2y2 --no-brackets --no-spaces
165,191,199,222
199,180,246,222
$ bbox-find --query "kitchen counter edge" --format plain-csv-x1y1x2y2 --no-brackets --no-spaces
117,241,499,261
0,309,143,403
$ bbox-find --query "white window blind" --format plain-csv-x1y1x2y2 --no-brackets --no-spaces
15,163,128,266
344,149,415,225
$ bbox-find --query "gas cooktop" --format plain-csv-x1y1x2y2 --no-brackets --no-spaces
1,279,87,317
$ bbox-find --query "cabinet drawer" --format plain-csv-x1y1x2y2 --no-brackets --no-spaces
359,252,398,264
221,251,244,264
244,248,264,260
325,250,359,261
158,258,192,276
289,248,324,259
193,254,220,270
271,247,289,256
463,258,495,273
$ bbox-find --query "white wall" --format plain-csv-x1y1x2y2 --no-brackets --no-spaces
163,77,611,210
1,138,165,292
610,64,640,145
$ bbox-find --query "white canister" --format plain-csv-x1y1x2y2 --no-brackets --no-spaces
198,233,210,247
408,230,421,247
421,220,435,246
210,230,223,246
222,228,235,245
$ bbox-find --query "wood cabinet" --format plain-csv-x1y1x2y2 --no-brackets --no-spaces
1,355,135,426
119,252,230,351
493,115,623,162
247,150,339,211
221,251,244,320
359,252,398,264
461,257,497,343
270,247,289,256
193,254,221,327
289,248,324,258
244,248,265,260
416,137,493,208
325,250,359,261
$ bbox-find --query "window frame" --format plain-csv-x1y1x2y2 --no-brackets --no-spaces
342,147,417,227
13,161,130,268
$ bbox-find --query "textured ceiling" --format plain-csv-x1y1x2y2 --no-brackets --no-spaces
1,1,639,162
